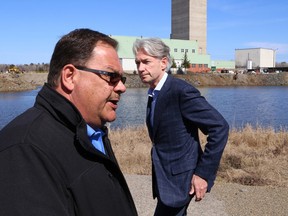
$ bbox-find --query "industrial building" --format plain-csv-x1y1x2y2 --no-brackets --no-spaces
112,35,211,73
110,0,282,73
171,0,207,55
235,48,276,71
113,0,235,73
112,0,212,73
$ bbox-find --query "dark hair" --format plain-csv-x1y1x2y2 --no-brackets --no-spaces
48,28,118,87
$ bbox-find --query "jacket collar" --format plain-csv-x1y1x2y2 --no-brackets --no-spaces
35,84,109,157
36,83,83,131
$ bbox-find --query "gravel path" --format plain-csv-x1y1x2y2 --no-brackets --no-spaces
125,174,288,216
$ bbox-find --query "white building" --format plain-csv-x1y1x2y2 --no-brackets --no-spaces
235,48,276,69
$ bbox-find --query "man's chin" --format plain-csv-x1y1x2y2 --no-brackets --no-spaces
105,114,117,123
141,78,150,84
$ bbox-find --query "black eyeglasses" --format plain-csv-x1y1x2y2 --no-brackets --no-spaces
74,65,126,85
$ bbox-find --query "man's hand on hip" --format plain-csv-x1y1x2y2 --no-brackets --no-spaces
189,174,208,202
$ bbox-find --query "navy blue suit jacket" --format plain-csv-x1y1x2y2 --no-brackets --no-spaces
147,75,229,208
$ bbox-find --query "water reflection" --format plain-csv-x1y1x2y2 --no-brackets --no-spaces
110,88,147,129
198,86,288,130
1,86,288,131
0,88,39,129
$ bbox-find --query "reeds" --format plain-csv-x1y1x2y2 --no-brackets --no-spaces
110,124,288,187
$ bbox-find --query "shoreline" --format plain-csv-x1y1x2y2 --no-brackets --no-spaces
1,72,288,92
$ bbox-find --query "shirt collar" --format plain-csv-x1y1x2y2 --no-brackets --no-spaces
86,124,105,138
148,72,168,96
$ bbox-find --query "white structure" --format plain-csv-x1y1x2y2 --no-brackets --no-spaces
235,48,276,69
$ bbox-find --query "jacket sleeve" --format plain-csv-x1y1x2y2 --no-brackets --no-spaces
180,84,229,190
0,143,71,215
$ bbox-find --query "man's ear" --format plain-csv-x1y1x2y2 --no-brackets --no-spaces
160,57,168,71
60,64,77,92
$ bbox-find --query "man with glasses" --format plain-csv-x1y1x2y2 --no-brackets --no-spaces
0,28,137,215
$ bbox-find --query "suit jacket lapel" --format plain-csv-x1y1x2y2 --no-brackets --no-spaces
152,75,172,139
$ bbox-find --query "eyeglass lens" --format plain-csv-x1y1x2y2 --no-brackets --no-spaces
111,75,126,84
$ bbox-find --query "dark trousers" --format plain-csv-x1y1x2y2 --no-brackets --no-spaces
154,199,191,216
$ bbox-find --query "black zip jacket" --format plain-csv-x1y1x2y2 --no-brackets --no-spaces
0,84,138,216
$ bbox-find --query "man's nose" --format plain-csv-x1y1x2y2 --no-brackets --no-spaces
137,62,145,71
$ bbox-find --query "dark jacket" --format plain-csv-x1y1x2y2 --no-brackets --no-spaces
148,75,229,208
0,84,138,216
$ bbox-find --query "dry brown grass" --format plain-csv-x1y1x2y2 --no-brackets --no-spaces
110,124,288,187
109,125,152,175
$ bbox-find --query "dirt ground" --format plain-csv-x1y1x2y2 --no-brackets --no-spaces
0,72,48,92
1,72,288,92
125,174,288,216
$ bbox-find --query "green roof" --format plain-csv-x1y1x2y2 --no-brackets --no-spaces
111,35,211,65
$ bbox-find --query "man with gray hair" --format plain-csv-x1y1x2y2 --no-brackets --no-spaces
133,38,229,216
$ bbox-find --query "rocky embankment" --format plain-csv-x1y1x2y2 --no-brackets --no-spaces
114,72,288,88
1,72,288,92
177,72,288,87
0,72,48,92
117,72,288,87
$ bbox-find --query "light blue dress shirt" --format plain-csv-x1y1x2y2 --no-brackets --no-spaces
87,124,106,154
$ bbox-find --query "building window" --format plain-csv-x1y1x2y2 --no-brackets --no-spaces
199,64,203,68
204,64,208,68
192,64,196,68
174,48,177,52
181,49,184,52
192,49,195,53
185,49,188,53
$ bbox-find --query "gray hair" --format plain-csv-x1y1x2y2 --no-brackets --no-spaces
132,38,171,71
